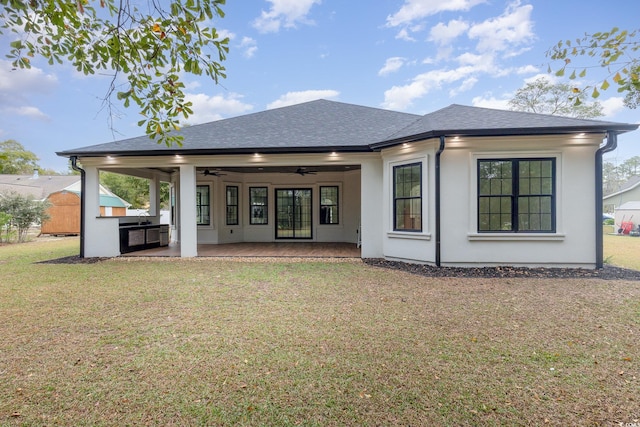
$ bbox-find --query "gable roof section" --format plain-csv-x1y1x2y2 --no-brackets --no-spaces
0,174,80,200
58,99,421,157
57,100,638,157
603,175,640,200
373,104,638,148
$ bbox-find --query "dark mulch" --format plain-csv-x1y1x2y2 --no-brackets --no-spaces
37,256,108,264
364,259,640,281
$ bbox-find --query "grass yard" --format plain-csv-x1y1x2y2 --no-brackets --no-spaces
0,238,639,426
604,232,640,271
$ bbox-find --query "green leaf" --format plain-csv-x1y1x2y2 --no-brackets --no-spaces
592,87,600,98
601,79,610,90
579,69,586,78
555,68,565,77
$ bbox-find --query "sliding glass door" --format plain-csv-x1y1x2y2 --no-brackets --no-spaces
275,189,312,239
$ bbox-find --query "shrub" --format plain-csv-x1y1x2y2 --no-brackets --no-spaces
0,191,50,243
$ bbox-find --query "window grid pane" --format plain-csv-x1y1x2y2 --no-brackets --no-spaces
320,186,339,224
478,159,555,233
226,186,238,225
249,187,268,225
196,185,210,226
393,163,422,232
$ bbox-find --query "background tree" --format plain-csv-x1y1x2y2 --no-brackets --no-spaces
0,191,50,243
603,160,625,195
100,172,170,209
547,27,640,108
0,140,40,174
1,0,229,146
603,156,640,196
508,77,603,118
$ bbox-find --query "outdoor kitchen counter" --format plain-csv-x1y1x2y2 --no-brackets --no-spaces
119,224,169,253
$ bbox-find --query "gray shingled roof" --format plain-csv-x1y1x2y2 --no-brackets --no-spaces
58,99,421,156
0,174,80,200
375,104,638,147
57,100,637,157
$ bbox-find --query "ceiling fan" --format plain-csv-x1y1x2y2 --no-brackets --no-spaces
201,169,226,176
294,167,317,176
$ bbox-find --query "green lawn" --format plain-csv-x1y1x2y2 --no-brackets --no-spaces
0,237,638,426
604,232,640,270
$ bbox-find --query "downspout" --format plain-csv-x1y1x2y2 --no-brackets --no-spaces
435,135,446,267
70,156,85,258
595,131,617,269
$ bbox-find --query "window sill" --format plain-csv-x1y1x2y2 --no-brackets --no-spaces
467,232,565,241
387,231,431,241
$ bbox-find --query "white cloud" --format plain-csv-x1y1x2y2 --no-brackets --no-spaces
386,0,486,27
468,2,534,54
0,60,57,95
253,0,321,33
449,77,478,97
429,19,469,45
267,90,339,109
0,59,57,120
523,73,559,84
182,92,253,124
381,2,537,110
382,67,475,110
471,95,510,110
395,28,416,42
515,64,539,75
239,37,258,58
601,97,625,118
379,57,406,76
2,106,50,121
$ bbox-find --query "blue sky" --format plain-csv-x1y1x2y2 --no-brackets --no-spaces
1,0,639,172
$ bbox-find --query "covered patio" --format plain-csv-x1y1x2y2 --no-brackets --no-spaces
123,242,361,258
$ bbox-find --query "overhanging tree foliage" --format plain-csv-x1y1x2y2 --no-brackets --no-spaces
508,78,603,118
547,27,640,108
1,0,229,146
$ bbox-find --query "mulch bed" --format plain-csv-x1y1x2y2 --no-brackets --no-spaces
364,259,640,281
37,256,109,264
37,255,640,280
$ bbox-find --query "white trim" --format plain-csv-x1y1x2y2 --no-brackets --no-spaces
467,232,565,241
387,231,432,240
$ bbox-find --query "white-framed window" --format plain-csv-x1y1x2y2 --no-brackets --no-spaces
196,184,211,226
319,186,339,225
393,162,422,232
478,158,556,233
249,187,268,225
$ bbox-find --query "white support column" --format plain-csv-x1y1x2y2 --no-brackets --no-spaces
179,164,198,257
84,166,120,257
149,175,159,217
360,158,384,258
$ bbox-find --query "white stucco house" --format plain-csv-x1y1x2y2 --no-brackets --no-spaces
57,100,637,268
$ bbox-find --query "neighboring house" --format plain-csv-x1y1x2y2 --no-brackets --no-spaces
614,201,640,233
603,176,640,213
0,173,130,235
57,100,638,268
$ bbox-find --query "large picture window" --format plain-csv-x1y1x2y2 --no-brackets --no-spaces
320,186,339,225
196,185,210,226
249,187,268,225
393,162,422,232
226,186,239,225
478,158,555,232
